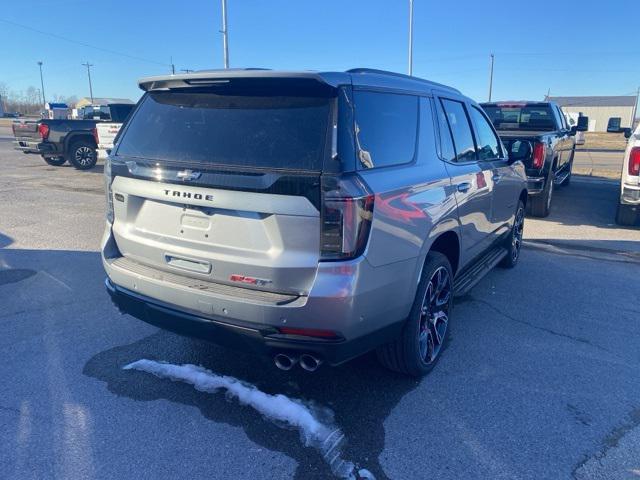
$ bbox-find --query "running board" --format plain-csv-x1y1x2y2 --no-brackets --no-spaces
453,246,508,297
554,169,570,185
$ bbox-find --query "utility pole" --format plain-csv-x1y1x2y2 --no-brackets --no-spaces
632,86,639,128
37,61,46,108
170,56,175,74
408,0,414,76
221,0,229,68
81,62,94,104
488,53,494,101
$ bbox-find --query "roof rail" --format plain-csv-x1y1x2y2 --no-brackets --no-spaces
346,68,460,93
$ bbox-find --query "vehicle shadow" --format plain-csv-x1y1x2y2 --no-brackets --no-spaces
1,245,419,479
0,232,14,248
84,330,420,479
528,176,633,230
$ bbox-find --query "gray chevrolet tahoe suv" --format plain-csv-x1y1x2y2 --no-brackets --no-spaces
103,68,527,377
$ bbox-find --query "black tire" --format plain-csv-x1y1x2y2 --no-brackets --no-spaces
499,200,525,268
377,252,453,377
43,156,66,166
67,140,97,170
615,203,639,226
529,172,554,218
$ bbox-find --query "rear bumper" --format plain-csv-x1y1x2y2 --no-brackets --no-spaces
526,176,545,195
13,139,56,156
101,226,416,365
105,278,402,365
621,184,640,205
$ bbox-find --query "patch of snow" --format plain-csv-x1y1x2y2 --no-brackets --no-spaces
124,359,375,480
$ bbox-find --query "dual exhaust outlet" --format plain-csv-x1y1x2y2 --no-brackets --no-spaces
274,353,322,372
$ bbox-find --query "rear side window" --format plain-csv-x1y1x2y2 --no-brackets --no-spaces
353,91,418,169
434,98,456,162
469,106,502,160
441,99,477,162
116,91,331,171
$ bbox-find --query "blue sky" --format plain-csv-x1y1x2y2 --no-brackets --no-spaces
1,0,638,106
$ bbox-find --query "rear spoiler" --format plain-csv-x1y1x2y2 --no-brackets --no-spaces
138,69,350,92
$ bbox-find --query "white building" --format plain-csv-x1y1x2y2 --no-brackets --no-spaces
548,96,637,132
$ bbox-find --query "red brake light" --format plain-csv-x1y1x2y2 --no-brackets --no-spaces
629,147,640,176
277,327,341,339
38,123,49,140
92,127,99,146
320,175,374,261
532,142,546,169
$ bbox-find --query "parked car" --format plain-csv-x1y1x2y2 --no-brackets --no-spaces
94,104,135,159
12,103,134,170
481,101,588,217
615,123,640,225
103,68,527,377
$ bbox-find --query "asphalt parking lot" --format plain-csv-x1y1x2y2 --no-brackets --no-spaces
1,126,639,480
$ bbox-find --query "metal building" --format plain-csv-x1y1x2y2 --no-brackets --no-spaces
547,95,637,132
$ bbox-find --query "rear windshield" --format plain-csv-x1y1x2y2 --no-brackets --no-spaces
109,104,134,123
115,91,331,171
483,104,556,131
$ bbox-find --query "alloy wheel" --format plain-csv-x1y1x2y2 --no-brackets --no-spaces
418,266,451,365
512,207,525,261
75,146,95,167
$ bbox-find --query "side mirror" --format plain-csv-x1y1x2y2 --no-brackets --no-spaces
607,117,623,133
623,128,632,139
576,116,589,132
569,125,578,136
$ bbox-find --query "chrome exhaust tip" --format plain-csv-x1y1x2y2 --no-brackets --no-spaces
299,354,322,372
274,353,298,371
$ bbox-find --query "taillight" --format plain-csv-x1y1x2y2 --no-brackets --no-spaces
629,147,640,176
277,327,341,339
532,142,546,169
104,156,114,223
320,174,374,261
92,127,99,146
38,123,49,140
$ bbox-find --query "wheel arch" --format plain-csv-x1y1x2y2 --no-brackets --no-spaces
519,188,528,207
64,132,96,151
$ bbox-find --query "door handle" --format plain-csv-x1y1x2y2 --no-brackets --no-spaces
457,182,471,193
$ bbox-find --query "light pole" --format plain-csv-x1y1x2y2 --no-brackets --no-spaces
37,61,46,108
488,53,495,101
632,86,639,128
81,61,94,104
408,0,414,76
221,0,229,68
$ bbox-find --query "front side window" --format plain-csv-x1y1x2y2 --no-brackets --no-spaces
353,91,418,169
440,99,477,162
469,106,502,160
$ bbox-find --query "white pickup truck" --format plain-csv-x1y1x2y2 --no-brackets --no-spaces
93,103,135,159
95,122,124,159
616,123,640,226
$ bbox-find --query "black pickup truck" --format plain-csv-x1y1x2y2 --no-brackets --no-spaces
12,103,134,170
480,101,588,217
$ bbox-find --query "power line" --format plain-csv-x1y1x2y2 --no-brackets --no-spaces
0,17,169,68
